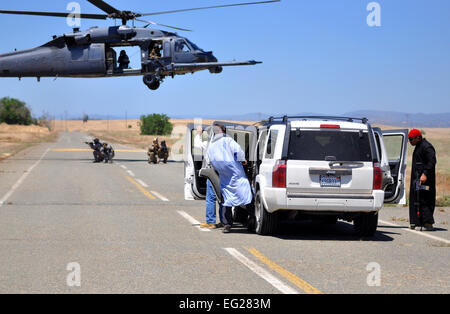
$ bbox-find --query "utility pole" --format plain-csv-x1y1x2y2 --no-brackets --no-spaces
64,110,68,132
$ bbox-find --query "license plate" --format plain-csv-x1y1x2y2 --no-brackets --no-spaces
320,175,341,187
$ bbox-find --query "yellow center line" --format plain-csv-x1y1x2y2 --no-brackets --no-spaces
125,176,157,200
245,247,323,295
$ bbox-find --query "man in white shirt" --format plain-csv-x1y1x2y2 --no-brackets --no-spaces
207,123,253,233
194,126,224,229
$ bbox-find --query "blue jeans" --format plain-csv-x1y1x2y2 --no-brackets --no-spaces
206,180,223,224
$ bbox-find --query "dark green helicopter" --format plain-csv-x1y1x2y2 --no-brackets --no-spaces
0,0,280,90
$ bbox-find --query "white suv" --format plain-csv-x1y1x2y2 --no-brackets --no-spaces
184,116,408,237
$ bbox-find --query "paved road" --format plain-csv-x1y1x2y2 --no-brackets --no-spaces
0,132,448,294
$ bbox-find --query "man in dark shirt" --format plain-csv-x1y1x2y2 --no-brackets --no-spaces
408,129,437,231
118,50,130,70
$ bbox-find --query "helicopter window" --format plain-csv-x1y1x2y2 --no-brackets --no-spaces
149,41,163,59
185,39,202,52
175,40,192,53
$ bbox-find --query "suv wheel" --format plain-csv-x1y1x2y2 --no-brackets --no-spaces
255,190,278,235
353,212,378,237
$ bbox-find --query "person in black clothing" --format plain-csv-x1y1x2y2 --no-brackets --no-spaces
102,142,115,164
159,140,169,164
408,129,437,231
118,50,130,70
86,138,104,163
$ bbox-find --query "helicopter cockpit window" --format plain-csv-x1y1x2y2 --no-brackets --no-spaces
175,40,192,53
185,39,203,52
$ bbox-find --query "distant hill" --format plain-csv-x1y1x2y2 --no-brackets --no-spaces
73,110,450,128
343,111,450,128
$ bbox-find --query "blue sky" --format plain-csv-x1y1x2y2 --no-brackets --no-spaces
0,0,449,119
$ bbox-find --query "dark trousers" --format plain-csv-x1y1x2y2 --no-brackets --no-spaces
222,202,255,228
409,190,435,225
222,206,233,227
93,151,103,162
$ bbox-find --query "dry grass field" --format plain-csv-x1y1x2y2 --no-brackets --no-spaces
0,123,59,161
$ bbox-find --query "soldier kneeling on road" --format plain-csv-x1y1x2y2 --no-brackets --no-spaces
158,140,169,164
86,138,104,163
102,142,115,164
148,138,160,164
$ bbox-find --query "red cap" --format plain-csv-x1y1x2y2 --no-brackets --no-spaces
408,129,422,138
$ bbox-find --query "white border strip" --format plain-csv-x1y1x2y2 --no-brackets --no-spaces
0,148,50,206
151,190,169,202
224,248,299,294
380,219,450,244
136,179,149,188
177,210,210,232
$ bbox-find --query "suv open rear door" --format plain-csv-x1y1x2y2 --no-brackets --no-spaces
381,129,408,204
184,123,210,200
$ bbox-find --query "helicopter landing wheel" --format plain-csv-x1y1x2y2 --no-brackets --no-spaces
143,74,161,91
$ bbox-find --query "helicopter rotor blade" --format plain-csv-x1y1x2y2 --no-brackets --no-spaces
135,18,193,32
87,0,121,15
0,10,108,20
138,0,280,17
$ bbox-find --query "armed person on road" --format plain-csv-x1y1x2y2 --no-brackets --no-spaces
85,138,104,163
408,129,437,231
158,140,169,164
148,138,160,164
101,142,115,164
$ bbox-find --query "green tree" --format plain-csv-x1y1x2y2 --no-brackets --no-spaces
140,114,173,136
0,97,34,125
83,114,89,124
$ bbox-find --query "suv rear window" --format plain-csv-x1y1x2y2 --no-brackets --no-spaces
288,130,372,161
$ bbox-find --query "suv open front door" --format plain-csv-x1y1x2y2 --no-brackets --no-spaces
382,129,408,204
199,121,258,202
184,123,210,200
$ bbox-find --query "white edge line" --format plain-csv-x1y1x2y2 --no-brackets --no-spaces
224,248,299,294
126,170,135,177
177,210,210,232
151,190,169,202
120,165,127,170
136,179,149,188
0,148,50,206
379,219,450,245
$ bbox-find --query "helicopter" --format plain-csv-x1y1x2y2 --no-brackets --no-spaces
0,0,280,91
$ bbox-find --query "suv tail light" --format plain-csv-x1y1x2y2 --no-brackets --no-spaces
373,163,382,190
272,160,286,188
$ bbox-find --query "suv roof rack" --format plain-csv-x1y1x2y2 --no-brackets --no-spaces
267,116,369,124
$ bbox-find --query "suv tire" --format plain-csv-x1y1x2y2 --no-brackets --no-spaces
255,190,278,235
353,212,378,237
